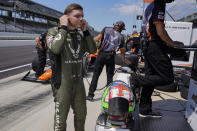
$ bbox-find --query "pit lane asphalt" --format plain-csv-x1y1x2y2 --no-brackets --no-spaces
0,40,36,79
0,68,109,131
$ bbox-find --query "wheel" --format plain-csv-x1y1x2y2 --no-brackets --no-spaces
181,71,191,87
32,47,47,77
32,55,39,72
115,53,138,71
179,85,189,100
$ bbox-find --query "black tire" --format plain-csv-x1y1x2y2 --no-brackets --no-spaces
179,85,189,100
155,82,178,92
181,71,191,87
115,53,138,71
32,47,47,77
32,55,39,72
115,53,123,66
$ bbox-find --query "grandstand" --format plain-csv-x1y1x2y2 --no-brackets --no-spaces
0,0,98,36
0,0,98,35
0,0,63,34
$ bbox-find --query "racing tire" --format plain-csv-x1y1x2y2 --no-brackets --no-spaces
32,47,47,77
155,82,178,92
181,71,191,87
115,53,138,71
32,55,39,73
179,85,189,100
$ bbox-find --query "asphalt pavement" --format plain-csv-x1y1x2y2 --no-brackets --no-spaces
0,68,109,131
0,39,110,131
0,40,36,79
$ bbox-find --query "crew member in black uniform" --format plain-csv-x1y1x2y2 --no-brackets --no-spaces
133,0,185,117
87,21,130,101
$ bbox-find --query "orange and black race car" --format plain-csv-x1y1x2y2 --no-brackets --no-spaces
21,32,52,83
22,69,52,83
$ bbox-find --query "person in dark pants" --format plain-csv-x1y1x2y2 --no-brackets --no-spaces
132,0,185,118
87,21,130,101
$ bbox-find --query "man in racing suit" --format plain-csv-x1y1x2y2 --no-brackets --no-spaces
47,3,97,131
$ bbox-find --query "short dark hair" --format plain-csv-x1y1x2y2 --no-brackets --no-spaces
64,3,83,15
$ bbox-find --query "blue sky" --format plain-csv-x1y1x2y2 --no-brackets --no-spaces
32,0,197,34
32,0,144,34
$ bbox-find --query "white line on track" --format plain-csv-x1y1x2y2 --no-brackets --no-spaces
0,40,34,41
0,59,50,73
0,63,31,73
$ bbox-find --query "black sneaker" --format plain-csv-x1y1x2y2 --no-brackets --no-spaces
86,95,94,102
139,111,162,118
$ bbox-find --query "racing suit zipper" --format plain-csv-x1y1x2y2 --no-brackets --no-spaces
70,32,81,80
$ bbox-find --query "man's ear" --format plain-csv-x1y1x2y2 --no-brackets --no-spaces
67,17,71,25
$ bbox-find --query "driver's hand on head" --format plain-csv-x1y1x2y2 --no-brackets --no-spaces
173,41,184,47
81,19,87,31
59,15,69,26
